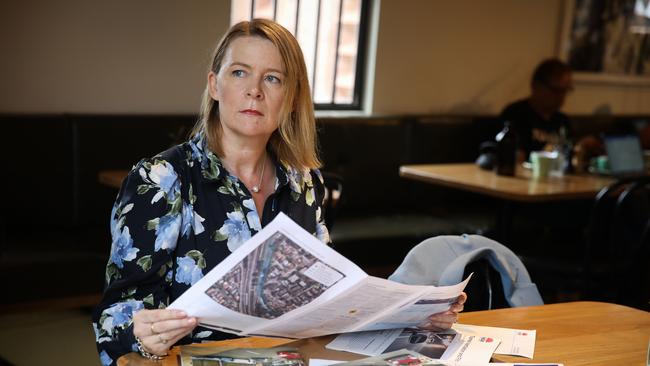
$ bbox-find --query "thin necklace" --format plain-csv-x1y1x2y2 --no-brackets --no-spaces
251,154,266,193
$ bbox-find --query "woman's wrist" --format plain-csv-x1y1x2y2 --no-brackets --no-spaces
135,335,168,361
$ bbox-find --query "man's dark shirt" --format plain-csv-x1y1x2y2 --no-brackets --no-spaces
499,99,571,158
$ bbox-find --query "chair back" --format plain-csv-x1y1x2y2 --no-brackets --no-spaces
461,258,509,311
611,176,650,309
583,175,650,308
320,171,344,231
388,235,543,310
639,217,650,310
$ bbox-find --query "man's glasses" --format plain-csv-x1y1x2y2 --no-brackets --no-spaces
543,82,574,95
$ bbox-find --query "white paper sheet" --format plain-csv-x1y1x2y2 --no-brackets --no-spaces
452,323,536,358
441,333,500,365
169,213,469,338
327,329,404,356
328,329,499,366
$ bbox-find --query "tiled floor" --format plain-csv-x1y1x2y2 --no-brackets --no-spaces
0,309,100,366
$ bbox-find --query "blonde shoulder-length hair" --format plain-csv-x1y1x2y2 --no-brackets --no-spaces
191,18,321,170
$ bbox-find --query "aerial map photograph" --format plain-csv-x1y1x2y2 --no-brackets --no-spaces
205,231,344,319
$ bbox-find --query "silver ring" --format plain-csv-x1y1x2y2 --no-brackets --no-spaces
158,334,168,344
150,323,157,335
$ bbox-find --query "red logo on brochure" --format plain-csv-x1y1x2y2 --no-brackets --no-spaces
479,337,494,343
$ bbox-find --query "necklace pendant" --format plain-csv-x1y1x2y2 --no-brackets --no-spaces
250,153,266,195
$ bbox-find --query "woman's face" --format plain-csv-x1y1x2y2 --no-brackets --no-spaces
209,36,286,141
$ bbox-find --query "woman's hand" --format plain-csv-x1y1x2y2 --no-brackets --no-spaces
132,308,197,356
418,292,467,331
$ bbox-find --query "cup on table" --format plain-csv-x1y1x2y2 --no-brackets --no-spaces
589,155,609,174
530,151,557,179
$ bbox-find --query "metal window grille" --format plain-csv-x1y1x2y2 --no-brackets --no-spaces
231,0,369,110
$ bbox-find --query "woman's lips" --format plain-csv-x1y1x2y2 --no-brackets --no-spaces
240,109,263,116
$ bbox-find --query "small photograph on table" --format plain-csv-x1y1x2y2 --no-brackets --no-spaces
383,328,499,365
384,329,457,359
190,347,305,366
332,349,443,366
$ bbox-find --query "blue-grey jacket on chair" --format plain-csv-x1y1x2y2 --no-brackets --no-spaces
388,234,544,307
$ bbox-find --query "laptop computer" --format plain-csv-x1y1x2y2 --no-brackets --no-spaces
603,133,646,177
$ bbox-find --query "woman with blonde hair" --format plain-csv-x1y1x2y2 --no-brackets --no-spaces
92,19,465,365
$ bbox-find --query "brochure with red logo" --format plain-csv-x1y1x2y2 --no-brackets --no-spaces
452,324,536,358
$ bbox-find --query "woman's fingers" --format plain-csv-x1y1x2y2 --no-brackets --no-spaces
145,316,197,336
450,302,464,313
457,292,467,305
417,292,468,331
134,308,188,326
133,309,189,337
133,309,197,356
445,292,467,315
418,311,458,330
139,319,197,355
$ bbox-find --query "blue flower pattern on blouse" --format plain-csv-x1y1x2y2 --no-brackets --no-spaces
243,198,262,232
181,201,205,238
216,210,252,252
109,225,138,269
92,132,329,365
175,255,204,285
153,213,182,251
99,300,144,338
99,351,113,366
141,160,180,202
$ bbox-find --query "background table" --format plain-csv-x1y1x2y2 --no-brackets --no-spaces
119,301,650,366
400,163,615,243
399,163,614,203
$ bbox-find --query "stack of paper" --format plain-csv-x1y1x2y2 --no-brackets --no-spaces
326,324,558,366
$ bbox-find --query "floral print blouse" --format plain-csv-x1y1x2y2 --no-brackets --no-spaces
91,133,330,365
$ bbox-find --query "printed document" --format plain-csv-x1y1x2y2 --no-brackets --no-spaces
328,329,498,365
169,213,468,338
328,350,444,366
452,323,536,358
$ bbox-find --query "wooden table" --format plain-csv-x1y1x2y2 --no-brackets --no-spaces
98,169,129,189
399,163,614,203
118,301,650,366
400,163,615,243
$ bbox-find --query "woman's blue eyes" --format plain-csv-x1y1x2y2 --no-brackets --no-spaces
231,70,281,84
265,75,281,84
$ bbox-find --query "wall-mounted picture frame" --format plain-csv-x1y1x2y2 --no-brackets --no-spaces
559,0,650,85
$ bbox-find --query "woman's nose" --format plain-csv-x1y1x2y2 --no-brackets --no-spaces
246,83,263,99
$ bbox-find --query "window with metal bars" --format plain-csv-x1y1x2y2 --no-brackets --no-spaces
231,0,369,110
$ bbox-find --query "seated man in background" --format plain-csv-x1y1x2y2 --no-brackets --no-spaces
499,58,573,162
